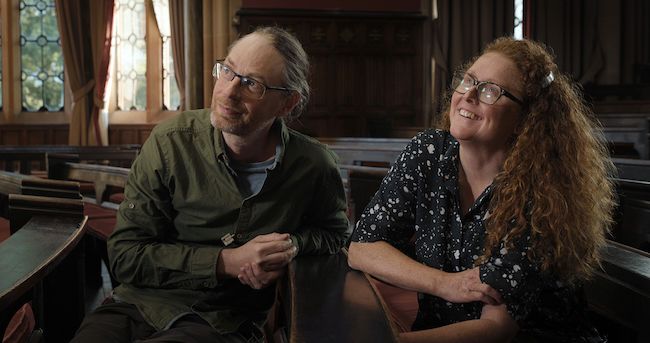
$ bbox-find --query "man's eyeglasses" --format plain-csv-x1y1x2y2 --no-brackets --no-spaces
451,72,524,106
212,61,292,100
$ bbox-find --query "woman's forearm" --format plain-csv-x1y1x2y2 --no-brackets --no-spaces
348,241,442,295
398,304,518,343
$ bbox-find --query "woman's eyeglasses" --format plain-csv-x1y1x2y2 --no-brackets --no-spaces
451,73,524,106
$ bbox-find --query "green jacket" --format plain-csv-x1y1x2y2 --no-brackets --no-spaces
108,109,350,333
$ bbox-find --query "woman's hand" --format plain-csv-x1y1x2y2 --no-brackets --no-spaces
435,267,503,305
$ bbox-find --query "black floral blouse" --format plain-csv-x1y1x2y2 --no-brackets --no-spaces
351,129,603,342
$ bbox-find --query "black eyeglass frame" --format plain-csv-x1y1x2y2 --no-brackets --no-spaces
452,72,525,106
212,60,293,99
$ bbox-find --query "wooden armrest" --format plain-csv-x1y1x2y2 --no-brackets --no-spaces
0,215,87,312
583,240,650,338
285,250,398,342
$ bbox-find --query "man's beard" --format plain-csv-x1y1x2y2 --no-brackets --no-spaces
210,110,250,135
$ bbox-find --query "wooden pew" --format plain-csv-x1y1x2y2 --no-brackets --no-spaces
319,137,409,167
47,155,131,288
0,172,86,342
613,158,650,182
343,165,390,225
0,144,140,175
276,250,398,343
48,154,130,212
597,113,650,159
0,172,81,234
612,178,650,253
584,241,650,343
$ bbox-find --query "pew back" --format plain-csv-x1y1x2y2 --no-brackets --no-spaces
584,241,650,343
597,113,650,159
0,145,140,174
282,251,399,343
613,158,650,182
319,137,409,167
0,171,81,232
0,173,86,342
48,154,130,207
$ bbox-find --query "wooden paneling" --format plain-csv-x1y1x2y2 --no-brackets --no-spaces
0,124,69,145
0,124,154,146
108,124,154,145
238,9,429,137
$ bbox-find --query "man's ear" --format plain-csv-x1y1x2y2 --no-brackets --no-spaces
279,91,300,118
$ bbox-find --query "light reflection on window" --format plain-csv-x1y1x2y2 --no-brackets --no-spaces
113,0,146,111
514,0,523,40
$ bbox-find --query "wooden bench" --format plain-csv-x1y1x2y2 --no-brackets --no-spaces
319,137,409,167
48,155,130,213
0,172,86,343
597,113,650,159
47,155,131,288
613,158,650,182
0,145,140,175
584,241,650,343
597,113,650,160
274,250,399,343
0,172,82,234
343,165,390,225
612,178,650,253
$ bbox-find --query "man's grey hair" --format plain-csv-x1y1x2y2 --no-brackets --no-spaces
245,26,310,120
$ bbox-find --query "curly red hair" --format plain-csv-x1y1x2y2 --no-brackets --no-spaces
436,37,616,283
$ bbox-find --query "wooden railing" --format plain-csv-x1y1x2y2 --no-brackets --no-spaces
0,171,86,342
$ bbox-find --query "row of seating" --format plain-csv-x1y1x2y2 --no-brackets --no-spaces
0,146,138,343
2,140,648,342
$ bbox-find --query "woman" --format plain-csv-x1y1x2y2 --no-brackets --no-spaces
348,37,615,342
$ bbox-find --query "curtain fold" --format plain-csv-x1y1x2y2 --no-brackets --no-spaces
169,0,186,111
56,0,113,146
55,0,94,145
527,0,604,84
202,0,241,108
89,0,115,145
431,0,514,120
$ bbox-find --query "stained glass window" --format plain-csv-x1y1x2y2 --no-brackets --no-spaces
20,0,64,112
514,0,524,40
114,0,146,111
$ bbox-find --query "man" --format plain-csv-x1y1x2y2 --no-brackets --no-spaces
72,27,349,343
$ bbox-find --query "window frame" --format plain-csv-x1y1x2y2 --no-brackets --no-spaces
0,0,71,125
107,0,179,125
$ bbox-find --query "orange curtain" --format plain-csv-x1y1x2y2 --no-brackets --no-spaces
55,0,114,146
55,0,94,145
169,0,186,111
89,0,115,145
